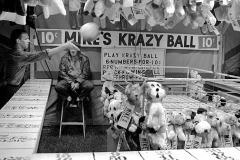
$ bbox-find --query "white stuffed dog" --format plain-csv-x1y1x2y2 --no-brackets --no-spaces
145,81,166,131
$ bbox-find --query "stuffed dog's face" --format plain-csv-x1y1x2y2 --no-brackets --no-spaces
224,113,238,126
102,70,114,81
217,121,231,136
206,112,218,127
146,82,166,102
125,83,143,104
106,100,122,118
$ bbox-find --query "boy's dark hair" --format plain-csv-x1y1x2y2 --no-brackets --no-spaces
10,29,28,44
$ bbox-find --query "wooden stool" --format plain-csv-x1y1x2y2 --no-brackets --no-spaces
59,97,89,138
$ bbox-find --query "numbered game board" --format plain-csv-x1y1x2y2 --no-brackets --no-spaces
139,150,196,160
32,153,94,160
0,149,33,160
162,95,210,111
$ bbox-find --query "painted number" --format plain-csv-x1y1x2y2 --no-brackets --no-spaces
38,30,61,45
41,32,57,43
202,37,213,48
199,36,218,49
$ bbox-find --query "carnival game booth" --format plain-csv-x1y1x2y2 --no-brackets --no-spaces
1,0,240,159
32,29,222,126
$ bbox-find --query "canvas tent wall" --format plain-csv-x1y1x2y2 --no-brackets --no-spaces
222,25,240,76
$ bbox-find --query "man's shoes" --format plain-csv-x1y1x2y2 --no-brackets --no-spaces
70,104,77,107
67,96,72,101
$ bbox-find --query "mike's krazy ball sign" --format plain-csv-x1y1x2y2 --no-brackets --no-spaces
35,29,220,50
101,48,165,81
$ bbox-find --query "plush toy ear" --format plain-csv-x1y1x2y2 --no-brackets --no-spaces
140,78,148,91
138,116,146,125
105,87,111,95
125,83,133,94
191,111,196,120
144,83,152,98
112,89,118,94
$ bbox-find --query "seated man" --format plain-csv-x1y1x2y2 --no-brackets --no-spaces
55,41,94,104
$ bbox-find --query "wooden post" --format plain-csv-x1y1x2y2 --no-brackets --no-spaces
218,22,229,79
29,28,35,79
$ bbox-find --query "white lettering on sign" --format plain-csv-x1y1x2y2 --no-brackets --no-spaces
202,37,213,48
35,29,220,50
46,32,54,43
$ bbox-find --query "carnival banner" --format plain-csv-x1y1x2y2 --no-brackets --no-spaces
101,48,165,81
34,29,220,50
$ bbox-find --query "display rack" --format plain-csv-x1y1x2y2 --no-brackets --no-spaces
114,65,240,106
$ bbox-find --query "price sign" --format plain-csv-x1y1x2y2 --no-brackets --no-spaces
117,103,135,129
198,36,219,49
34,30,62,45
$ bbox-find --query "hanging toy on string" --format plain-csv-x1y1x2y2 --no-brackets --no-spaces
79,22,100,41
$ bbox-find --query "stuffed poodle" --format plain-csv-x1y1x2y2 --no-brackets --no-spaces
193,114,212,148
142,81,168,149
144,81,166,131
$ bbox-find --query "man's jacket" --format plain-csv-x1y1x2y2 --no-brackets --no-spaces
59,51,91,84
